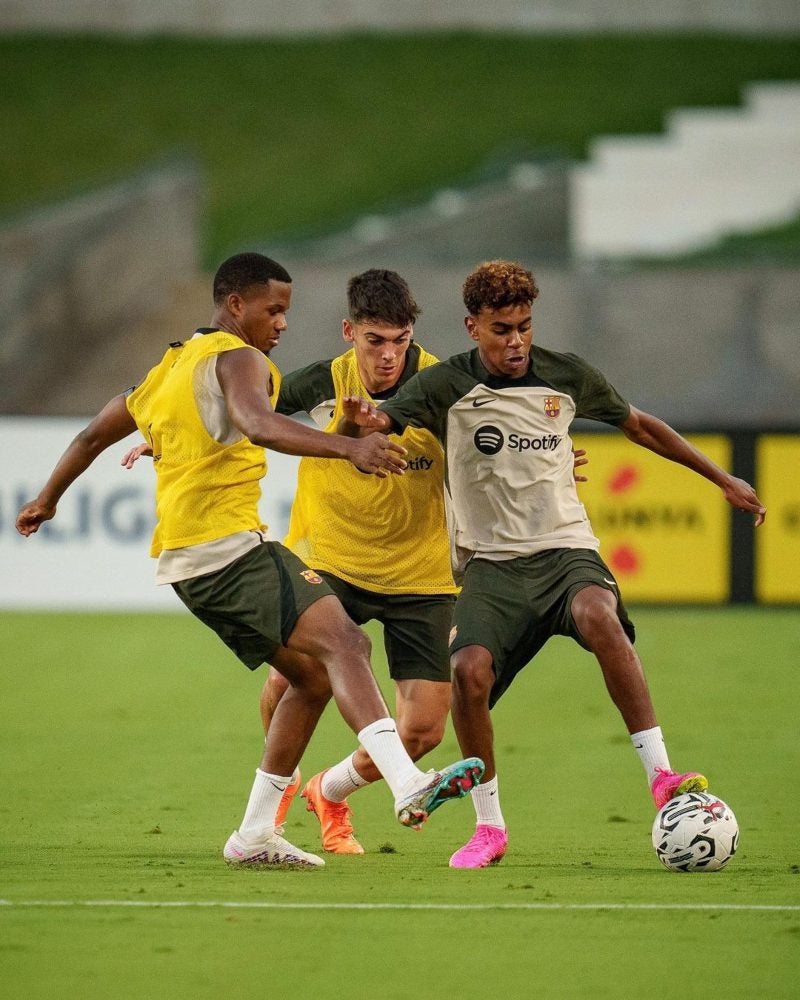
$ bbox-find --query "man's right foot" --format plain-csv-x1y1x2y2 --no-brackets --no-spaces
223,829,324,867
395,757,484,830
449,824,508,869
301,771,365,855
651,767,708,810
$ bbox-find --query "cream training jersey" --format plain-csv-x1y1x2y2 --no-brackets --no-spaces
379,345,631,570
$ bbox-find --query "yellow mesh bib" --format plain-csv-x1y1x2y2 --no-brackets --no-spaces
127,333,276,556
284,347,456,594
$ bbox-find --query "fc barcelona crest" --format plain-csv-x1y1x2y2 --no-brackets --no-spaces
544,396,560,418
300,569,324,585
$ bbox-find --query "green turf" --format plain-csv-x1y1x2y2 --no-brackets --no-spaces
2,33,800,263
1,608,798,997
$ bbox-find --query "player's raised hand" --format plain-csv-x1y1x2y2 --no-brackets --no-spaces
722,476,766,526
348,433,407,478
121,442,153,468
16,499,57,536
341,395,390,429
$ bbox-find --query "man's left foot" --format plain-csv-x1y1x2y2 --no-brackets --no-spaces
651,767,708,810
395,758,484,830
301,771,364,854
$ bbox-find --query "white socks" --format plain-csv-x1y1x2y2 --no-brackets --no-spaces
239,768,292,839
471,775,505,829
321,753,370,802
357,718,421,798
631,726,671,784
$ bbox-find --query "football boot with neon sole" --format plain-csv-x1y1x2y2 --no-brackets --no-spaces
449,824,508,869
651,767,708,810
301,771,365,855
223,829,324,867
395,757,484,830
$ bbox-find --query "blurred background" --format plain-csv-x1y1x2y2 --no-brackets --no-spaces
1,1,798,607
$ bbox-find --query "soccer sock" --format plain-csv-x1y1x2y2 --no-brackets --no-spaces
321,753,371,802
239,768,292,839
357,718,421,798
471,775,505,829
631,727,671,784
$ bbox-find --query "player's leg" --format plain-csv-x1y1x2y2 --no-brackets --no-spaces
171,544,332,867
287,590,482,828
301,592,456,852
568,573,707,808
447,558,540,869
260,665,301,827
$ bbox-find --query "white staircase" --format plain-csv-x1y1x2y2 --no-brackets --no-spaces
570,82,800,258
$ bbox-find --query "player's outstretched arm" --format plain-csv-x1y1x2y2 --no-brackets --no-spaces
620,406,766,526
216,350,406,477
16,394,138,536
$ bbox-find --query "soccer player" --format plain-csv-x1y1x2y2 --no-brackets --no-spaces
15,252,483,868
262,268,458,854
340,259,767,868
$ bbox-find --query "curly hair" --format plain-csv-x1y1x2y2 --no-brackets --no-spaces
462,260,539,315
347,269,421,327
213,253,292,304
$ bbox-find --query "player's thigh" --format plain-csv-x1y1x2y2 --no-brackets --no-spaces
451,557,553,707
546,550,636,649
288,593,370,663
381,593,455,683
172,541,332,671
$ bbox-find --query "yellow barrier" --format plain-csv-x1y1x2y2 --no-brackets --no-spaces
755,436,800,603
573,433,732,603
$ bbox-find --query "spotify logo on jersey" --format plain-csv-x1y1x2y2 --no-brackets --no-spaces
474,425,504,455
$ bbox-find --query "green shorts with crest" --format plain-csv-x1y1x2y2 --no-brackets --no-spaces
171,540,334,670
320,572,454,684
449,548,635,707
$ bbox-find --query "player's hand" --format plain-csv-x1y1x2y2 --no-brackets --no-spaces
16,499,56,536
722,476,766,526
341,395,389,429
349,433,407,478
121,442,153,468
572,447,589,483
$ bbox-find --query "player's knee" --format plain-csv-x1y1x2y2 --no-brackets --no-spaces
451,656,493,701
572,592,622,645
399,718,445,760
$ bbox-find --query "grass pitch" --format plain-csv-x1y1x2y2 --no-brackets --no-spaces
1,608,798,998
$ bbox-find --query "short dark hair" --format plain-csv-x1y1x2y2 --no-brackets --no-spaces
213,253,292,304
347,269,421,327
462,260,539,315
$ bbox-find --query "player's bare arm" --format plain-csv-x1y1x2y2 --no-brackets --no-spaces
16,394,138,536
217,350,407,476
620,406,766,525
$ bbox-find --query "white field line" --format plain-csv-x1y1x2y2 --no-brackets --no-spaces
1,899,798,913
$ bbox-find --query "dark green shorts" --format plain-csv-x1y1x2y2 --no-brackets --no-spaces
449,548,635,707
171,541,334,671
320,573,455,684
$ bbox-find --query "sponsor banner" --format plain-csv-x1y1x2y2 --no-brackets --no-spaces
573,433,731,603
755,435,800,603
0,418,300,609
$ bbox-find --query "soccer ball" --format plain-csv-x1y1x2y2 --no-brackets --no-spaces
652,791,739,872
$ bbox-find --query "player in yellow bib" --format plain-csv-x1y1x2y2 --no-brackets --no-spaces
16,254,484,868
261,270,459,853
